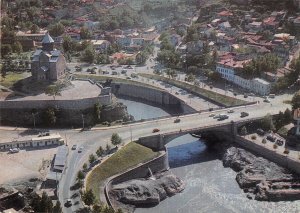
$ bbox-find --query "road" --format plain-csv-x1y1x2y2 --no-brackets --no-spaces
58,98,291,213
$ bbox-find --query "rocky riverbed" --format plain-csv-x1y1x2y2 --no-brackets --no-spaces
109,171,184,212
222,146,300,201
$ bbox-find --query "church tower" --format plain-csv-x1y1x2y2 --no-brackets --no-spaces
42,32,54,51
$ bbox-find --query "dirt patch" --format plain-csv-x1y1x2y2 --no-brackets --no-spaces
0,147,57,184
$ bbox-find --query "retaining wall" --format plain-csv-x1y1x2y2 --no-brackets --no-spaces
110,83,197,114
105,149,169,209
235,136,300,174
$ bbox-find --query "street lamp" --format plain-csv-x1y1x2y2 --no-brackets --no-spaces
32,112,37,129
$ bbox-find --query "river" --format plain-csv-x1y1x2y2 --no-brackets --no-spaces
118,98,300,213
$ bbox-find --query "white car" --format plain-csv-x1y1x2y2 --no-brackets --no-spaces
209,114,215,117
71,145,77,150
9,148,20,153
213,114,221,119
227,109,234,113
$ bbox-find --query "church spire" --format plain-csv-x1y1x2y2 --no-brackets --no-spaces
42,32,54,51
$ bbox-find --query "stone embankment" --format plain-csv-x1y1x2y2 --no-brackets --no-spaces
109,171,184,212
222,146,300,201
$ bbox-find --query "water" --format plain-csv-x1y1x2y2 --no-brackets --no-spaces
118,98,170,120
119,97,300,213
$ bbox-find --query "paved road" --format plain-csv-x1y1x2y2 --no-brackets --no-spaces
57,99,291,213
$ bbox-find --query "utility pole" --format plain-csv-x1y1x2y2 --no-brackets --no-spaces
81,113,85,129
32,113,36,129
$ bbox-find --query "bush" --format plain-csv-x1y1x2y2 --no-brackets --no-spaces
283,148,290,154
273,144,278,149
251,135,257,140
262,138,267,144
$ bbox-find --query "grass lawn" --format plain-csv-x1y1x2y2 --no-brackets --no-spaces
74,73,163,91
0,72,30,88
86,142,160,201
139,73,248,107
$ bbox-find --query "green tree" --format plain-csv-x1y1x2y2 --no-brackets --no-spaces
81,46,96,64
49,22,65,37
62,35,74,53
94,103,102,122
80,27,92,39
186,73,195,82
261,113,275,131
82,189,95,206
240,126,248,135
83,163,88,171
89,154,96,164
45,85,61,100
1,44,12,58
12,41,23,53
106,144,111,152
111,133,122,146
53,201,62,213
31,24,40,33
284,108,293,123
77,170,85,180
96,146,104,157
292,91,300,110
43,107,57,126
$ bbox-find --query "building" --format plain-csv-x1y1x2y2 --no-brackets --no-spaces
216,59,271,95
31,33,67,81
294,108,300,136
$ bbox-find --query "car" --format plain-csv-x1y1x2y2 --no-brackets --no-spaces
112,71,118,75
71,145,77,150
121,69,127,74
244,94,248,98
126,77,131,80
227,109,234,113
65,199,72,207
209,113,215,117
174,118,181,123
209,108,213,111
213,114,221,119
126,65,133,69
240,112,249,117
266,135,276,142
90,70,96,74
228,89,234,92
152,128,160,133
263,98,270,103
102,71,109,74
78,147,84,153
175,92,179,95
275,139,284,146
233,92,237,96
256,128,265,136
269,94,275,98
9,148,20,153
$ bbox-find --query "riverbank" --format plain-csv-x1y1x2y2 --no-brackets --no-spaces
206,135,300,202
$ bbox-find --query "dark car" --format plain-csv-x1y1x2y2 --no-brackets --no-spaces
152,128,160,133
256,128,265,136
240,112,249,117
174,118,181,123
266,135,276,142
275,139,284,146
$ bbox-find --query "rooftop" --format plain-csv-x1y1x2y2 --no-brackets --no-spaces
294,108,300,120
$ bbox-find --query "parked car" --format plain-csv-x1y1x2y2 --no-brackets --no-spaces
152,128,160,133
275,139,284,146
121,69,127,74
269,94,275,98
78,147,84,153
256,128,265,136
9,148,20,153
174,118,181,123
71,145,77,150
266,135,276,142
102,71,109,74
65,199,72,207
209,114,215,117
209,108,213,111
227,109,234,113
244,94,248,98
112,71,118,75
213,114,221,119
263,98,270,103
240,112,249,118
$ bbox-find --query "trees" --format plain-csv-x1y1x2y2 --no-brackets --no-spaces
81,46,96,64
94,103,102,122
62,35,74,53
292,91,300,110
89,154,97,164
49,22,65,37
12,41,23,53
96,146,104,157
82,189,95,206
111,133,122,146
1,44,12,58
45,85,61,100
80,27,92,39
83,163,88,171
43,108,57,126
261,113,275,131
240,126,248,135
77,170,85,180
31,192,53,213
186,73,195,82
31,24,40,33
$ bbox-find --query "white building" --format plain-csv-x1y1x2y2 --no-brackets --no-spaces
216,59,271,95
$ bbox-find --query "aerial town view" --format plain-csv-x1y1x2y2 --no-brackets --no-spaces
1,0,300,212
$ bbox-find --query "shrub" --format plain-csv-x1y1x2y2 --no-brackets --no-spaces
262,138,267,144
251,135,257,140
283,149,290,155
273,144,278,149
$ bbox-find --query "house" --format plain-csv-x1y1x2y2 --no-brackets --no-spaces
90,40,111,53
247,22,263,33
31,33,67,81
217,10,233,21
263,16,279,31
169,34,182,47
